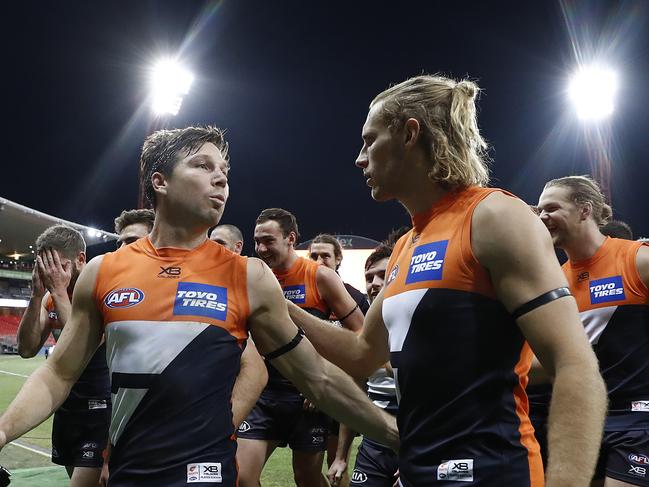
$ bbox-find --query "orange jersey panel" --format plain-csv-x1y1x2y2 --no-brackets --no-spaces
94,238,250,342
273,256,329,317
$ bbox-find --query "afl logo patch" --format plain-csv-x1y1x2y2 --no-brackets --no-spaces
104,288,145,308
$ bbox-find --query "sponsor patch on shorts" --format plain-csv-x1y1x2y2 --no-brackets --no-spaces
187,462,222,483
406,241,448,284
589,276,625,304
437,459,473,482
88,399,108,410
631,401,649,412
350,469,368,483
283,285,306,304
174,282,228,321
238,421,251,433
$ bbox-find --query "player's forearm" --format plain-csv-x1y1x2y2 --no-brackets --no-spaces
308,362,398,451
0,362,73,446
17,298,45,357
288,304,371,378
528,355,553,386
231,356,268,426
335,423,356,461
49,291,71,326
545,362,606,486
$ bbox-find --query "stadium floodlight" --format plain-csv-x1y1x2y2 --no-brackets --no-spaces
151,58,194,116
86,228,100,238
568,65,618,121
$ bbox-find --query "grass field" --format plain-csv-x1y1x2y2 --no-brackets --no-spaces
0,355,361,486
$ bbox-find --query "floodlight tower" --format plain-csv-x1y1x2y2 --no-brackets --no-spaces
568,65,618,202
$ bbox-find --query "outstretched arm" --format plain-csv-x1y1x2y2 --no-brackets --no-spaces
287,291,389,380
473,193,606,487
0,257,104,450
246,258,398,450
231,339,267,427
316,265,364,332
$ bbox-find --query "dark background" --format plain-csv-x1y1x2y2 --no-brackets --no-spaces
4,0,648,255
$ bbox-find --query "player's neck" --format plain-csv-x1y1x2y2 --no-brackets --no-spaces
399,179,450,217
149,220,208,250
564,228,607,262
274,250,298,272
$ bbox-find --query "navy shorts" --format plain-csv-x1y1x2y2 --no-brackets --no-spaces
51,408,110,468
237,394,328,451
594,429,649,486
351,438,399,487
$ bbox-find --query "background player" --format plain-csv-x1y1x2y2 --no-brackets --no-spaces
16,225,110,487
538,175,649,487
236,209,365,487
0,126,398,487
114,209,155,248
329,243,399,487
287,75,607,486
209,224,244,254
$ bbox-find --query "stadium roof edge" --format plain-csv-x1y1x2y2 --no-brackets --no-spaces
0,196,118,260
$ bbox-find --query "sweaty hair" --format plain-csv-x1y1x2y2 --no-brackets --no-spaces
210,224,244,242
600,220,633,240
140,125,229,208
544,175,612,226
310,234,343,262
371,74,489,189
35,225,86,260
256,208,300,241
365,244,393,272
114,209,155,234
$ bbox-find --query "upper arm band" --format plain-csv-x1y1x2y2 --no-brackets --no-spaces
511,287,572,320
264,328,305,361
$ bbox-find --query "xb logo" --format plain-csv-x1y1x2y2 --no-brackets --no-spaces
158,266,181,277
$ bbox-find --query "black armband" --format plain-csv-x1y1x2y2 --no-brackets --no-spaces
511,287,571,320
339,303,359,322
264,328,305,361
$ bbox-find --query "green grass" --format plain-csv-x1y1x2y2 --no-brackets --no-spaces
0,354,361,486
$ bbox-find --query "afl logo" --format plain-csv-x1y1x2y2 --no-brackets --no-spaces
386,265,399,286
105,288,145,308
238,421,251,433
351,469,368,483
629,454,649,465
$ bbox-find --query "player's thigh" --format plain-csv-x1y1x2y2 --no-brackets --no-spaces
236,438,278,484
292,449,326,485
69,466,102,487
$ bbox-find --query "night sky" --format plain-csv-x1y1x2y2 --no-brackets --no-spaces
4,0,649,254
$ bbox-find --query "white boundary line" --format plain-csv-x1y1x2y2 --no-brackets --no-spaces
6,441,51,458
0,369,29,378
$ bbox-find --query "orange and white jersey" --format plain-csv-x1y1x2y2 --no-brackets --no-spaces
563,237,649,421
94,237,249,485
382,186,542,487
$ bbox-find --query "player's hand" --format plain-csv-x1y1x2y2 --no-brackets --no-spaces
327,458,348,486
30,264,46,298
38,249,72,296
303,398,318,413
99,461,109,487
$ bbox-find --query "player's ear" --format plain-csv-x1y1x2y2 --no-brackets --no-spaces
403,118,421,148
287,231,297,247
580,202,593,221
152,172,168,198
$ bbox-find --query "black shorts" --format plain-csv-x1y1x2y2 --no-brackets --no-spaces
594,429,649,486
351,438,399,487
51,408,110,468
236,394,328,451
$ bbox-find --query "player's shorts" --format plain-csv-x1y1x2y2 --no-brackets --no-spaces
350,438,399,487
328,416,340,436
51,408,110,468
237,394,328,451
594,429,649,486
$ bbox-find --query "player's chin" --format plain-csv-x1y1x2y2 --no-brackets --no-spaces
371,187,392,202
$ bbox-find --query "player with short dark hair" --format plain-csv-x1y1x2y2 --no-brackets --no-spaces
236,209,366,487
0,126,398,487
209,224,244,254
601,219,634,240
114,209,155,248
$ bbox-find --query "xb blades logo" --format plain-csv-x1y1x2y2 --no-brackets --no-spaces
158,266,181,278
